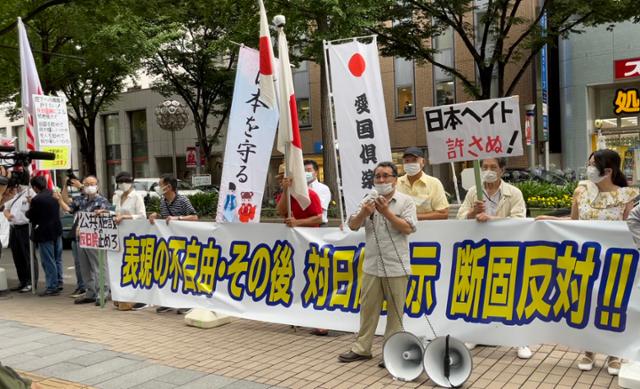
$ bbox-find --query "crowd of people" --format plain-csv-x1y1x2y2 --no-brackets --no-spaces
2,146,639,378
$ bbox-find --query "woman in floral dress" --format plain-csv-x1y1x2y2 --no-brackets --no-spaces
537,149,638,376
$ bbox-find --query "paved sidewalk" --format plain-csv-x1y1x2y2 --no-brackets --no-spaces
0,287,624,389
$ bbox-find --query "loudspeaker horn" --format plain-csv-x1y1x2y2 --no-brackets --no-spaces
382,331,425,382
423,335,473,388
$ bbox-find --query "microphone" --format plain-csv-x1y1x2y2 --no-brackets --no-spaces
0,146,15,153
27,151,56,160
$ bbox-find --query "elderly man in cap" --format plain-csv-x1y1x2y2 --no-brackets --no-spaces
396,147,449,220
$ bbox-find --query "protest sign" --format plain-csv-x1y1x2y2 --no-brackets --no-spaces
77,211,120,251
32,95,71,170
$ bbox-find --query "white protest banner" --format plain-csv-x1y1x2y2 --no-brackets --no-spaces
77,212,120,251
110,219,640,360
326,37,392,217
216,47,278,224
424,96,523,164
32,95,71,170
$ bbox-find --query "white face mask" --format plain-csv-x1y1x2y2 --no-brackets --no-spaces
587,166,606,184
374,183,394,196
155,185,167,196
482,170,499,183
305,172,314,183
84,185,98,195
118,183,132,192
403,163,422,176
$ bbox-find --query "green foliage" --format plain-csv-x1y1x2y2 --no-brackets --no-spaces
376,0,638,99
145,0,258,164
514,180,577,209
187,192,219,219
146,197,160,214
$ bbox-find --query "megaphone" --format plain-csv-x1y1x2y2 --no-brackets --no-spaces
382,331,425,382
423,335,473,388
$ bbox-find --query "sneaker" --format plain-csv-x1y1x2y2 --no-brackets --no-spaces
578,351,595,371
465,343,478,351
39,289,60,297
517,346,533,359
607,356,621,376
19,285,32,293
132,303,148,311
70,288,86,298
10,284,25,292
74,296,96,304
57,283,63,292
176,308,190,315
156,306,172,313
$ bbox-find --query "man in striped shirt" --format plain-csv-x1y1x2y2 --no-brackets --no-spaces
148,174,198,314
148,174,198,225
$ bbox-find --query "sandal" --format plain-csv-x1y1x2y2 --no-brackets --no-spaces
607,356,621,376
578,351,595,371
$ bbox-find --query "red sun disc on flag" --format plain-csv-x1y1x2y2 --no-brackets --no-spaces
348,53,366,77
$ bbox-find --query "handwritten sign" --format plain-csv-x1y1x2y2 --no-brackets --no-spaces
77,212,120,251
32,95,71,170
423,96,523,164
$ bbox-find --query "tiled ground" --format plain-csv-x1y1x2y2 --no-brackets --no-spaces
0,290,624,388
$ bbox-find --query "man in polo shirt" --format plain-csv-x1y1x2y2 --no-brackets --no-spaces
338,161,417,365
148,174,198,225
275,165,323,227
397,146,449,220
148,174,198,314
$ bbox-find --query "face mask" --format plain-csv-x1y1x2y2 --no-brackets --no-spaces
84,185,98,195
118,183,132,192
155,185,167,196
587,166,606,184
482,170,499,184
305,172,314,183
374,183,394,196
403,163,422,176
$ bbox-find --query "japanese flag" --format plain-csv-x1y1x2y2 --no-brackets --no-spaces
275,17,310,209
258,0,276,109
18,17,53,189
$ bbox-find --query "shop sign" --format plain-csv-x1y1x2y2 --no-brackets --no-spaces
615,57,640,80
614,88,640,115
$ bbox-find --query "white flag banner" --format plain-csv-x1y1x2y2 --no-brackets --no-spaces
327,37,392,217
110,219,640,360
216,47,278,223
424,96,523,164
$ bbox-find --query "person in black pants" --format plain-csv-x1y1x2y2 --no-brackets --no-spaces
3,184,38,292
26,176,63,296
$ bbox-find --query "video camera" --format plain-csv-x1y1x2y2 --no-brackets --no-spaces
0,145,56,187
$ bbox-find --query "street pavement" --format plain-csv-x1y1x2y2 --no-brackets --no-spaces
0,248,624,388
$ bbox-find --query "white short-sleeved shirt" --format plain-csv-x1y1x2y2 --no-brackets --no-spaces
309,180,331,223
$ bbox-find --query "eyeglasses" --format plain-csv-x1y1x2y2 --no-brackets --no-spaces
374,174,396,180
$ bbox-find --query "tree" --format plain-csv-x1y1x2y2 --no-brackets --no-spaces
270,0,389,201
377,0,637,100
145,0,257,174
26,1,163,174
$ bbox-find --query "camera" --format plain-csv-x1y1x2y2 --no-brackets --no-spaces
0,148,56,188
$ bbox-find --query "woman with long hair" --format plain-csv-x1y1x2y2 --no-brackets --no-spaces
537,148,638,375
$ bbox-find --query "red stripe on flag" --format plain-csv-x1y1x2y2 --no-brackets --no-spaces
288,94,301,148
259,37,273,76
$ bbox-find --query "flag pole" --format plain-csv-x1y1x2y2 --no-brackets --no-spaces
322,40,346,227
284,144,291,219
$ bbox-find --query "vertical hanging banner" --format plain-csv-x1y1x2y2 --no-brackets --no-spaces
33,95,71,170
423,96,523,164
326,37,392,217
216,47,278,224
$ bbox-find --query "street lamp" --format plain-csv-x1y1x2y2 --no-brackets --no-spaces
155,100,189,178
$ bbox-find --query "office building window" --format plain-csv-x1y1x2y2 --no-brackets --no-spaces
433,26,455,105
129,110,150,178
395,57,415,117
293,61,311,128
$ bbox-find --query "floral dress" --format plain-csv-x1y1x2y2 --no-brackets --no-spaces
575,180,639,221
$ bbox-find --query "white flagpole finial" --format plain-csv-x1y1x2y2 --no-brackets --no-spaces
273,15,286,27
